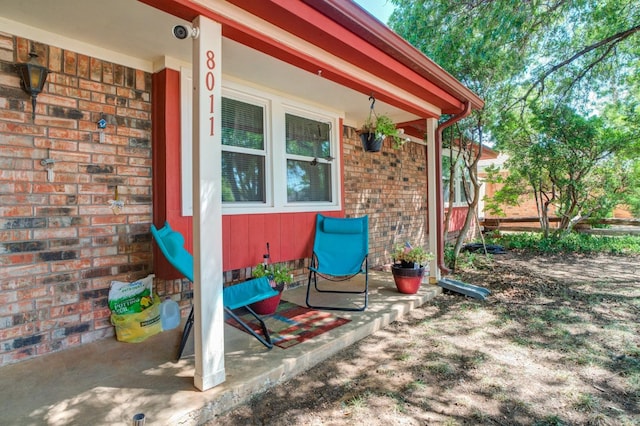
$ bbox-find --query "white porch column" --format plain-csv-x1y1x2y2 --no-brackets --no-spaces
426,117,441,283
192,15,225,391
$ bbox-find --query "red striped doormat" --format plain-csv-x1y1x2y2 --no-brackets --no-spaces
226,301,351,349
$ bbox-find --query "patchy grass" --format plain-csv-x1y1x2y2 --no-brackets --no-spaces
214,252,640,425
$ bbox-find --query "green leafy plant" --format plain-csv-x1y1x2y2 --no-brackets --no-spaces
360,112,406,149
392,242,433,267
252,262,293,291
483,232,640,255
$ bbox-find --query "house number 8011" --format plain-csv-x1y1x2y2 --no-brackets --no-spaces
205,50,216,136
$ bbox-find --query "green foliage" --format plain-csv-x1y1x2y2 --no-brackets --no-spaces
252,262,293,285
483,164,528,217
445,245,494,270
392,243,433,266
360,112,405,149
389,0,640,234
494,102,632,235
484,232,640,255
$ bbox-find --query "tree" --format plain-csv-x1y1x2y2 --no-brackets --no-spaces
492,103,631,236
390,0,526,266
389,0,640,246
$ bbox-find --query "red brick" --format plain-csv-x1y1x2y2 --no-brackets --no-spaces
0,122,46,136
0,206,33,216
0,253,36,266
32,227,77,239
48,46,63,73
90,57,102,82
63,50,77,75
77,54,90,79
39,92,78,108
2,264,49,279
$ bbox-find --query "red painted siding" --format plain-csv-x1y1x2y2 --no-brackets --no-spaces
446,206,468,232
151,68,191,279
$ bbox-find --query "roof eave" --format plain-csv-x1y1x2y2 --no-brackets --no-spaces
304,0,485,113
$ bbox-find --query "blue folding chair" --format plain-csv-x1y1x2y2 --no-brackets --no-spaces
150,221,279,359
306,214,369,311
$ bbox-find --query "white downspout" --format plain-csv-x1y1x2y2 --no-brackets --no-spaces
426,117,440,283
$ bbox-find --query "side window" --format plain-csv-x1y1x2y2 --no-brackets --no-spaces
221,97,266,203
285,113,332,203
442,154,472,206
442,156,451,204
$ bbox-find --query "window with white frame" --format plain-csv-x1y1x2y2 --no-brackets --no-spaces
285,113,333,203
221,96,267,204
180,72,341,215
442,154,473,206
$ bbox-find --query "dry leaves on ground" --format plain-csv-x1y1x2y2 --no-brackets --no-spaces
213,251,640,425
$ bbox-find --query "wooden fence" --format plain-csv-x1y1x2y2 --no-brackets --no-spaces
480,217,640,236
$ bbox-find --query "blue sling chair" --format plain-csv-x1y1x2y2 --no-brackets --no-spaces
150,221,279,360
306,214,369,311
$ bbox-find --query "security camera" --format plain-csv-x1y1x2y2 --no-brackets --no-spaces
172,24,199,40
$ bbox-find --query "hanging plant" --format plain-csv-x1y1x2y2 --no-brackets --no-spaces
357,95,406,152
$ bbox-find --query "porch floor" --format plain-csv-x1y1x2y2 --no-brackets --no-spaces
1,271,440,425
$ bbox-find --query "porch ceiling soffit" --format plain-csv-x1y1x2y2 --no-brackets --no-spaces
141,0,467,120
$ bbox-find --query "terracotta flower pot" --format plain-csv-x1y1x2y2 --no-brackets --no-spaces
391,265,425,294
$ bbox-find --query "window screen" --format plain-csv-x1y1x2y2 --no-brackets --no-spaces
221,97,266,203
285,113,332,202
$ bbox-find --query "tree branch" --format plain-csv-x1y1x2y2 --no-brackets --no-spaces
517,24,640,105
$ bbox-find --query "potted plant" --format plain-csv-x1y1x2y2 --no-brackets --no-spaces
391,242,433,294
249,262,293,314
358,107,405,152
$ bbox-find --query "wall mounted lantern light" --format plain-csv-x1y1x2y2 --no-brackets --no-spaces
16,46,49,120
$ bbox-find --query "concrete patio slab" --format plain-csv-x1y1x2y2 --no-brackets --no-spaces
0,271,440,425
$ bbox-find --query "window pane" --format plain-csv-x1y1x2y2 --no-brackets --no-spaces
458,178,466,203
222,152,265,202
287,160,331,202
442,156,452,204
222,98,264,150
285,114,330,158
443,177,451,203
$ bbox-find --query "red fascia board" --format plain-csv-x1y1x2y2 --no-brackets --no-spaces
225,0,464,114
139,0,203,21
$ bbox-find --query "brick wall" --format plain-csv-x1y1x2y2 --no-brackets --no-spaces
0,35,153,366
343,127,429,268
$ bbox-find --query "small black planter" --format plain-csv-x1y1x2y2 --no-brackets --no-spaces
360,132,382,152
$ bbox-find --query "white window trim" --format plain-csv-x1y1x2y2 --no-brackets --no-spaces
180,70,342,216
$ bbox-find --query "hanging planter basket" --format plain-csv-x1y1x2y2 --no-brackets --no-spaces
360,132,383,152
358,95,384,153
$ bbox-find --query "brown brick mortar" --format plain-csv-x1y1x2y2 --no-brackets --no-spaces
0,35,153,366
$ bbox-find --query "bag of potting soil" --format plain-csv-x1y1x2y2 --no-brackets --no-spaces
108,274,155,315
110,294,162,343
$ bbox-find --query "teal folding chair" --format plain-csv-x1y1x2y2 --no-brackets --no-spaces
150,221,279,359
306,214,369,311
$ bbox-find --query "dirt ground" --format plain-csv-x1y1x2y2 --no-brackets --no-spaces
212,251,640,425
